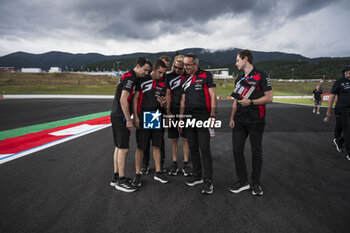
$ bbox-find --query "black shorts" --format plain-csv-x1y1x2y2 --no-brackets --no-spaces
136,129,163,150
315,100,322,106
168,118,186,139
111,116,130,149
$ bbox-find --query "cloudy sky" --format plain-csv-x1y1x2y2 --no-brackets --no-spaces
0,0,349,58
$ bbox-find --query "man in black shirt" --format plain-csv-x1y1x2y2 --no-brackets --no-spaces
312,84,323,114
326,65,350,161
110,57,152,193
166,55,191,176
141,56,170,174
132,59,169,186
228,50,273,196
179,53,217,194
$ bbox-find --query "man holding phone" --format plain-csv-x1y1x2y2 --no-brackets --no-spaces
229,49,273,196
110,57,152,193
132,59,169,187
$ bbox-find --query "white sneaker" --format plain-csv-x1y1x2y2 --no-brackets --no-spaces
347,155,350,161
333,138,343,152
312,108,316,113
316,111,320,114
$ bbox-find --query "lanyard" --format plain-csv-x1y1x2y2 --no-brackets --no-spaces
243,74,254,82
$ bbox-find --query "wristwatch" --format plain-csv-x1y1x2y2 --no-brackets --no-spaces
250,99,254,106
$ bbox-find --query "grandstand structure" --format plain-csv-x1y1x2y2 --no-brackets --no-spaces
205,68,233,79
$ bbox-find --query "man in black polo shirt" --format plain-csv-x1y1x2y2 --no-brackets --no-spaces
326,65,350,161
166,55,191,176
110,57,152,193
132,59,169,186
179,53,217,195
228,49,273,196
312,84,323,114
140,56,170,175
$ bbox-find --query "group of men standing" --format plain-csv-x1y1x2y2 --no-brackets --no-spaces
109,50,273,195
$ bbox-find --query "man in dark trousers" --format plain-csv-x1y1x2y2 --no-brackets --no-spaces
179,53,217,195
110,57,152,193
326,65,350,161
312,84,323,114
333,95,344,152
229,49,273,196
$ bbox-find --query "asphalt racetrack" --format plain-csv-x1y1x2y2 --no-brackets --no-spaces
0,99,349,233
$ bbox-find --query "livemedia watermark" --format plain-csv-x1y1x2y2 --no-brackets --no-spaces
143,110,222,130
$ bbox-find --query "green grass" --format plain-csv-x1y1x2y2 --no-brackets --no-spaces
0,85,116,95
0,76,333,103
1,84,323,97
216,86,234,97
1,72,334,97
0,85,333,107
215,79,330,97
272,90,310,96
271,81,332,95
274,98,329,106
216,82,318,97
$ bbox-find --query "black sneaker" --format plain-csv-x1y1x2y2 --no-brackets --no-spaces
161,164,167,173
140,163,150,175
182,163,192,177
169,162,179,176
251,184,263,196
228,181,250,194
154,172,169,184
333,138,343,152
110,173,119,187
185,175,203,186
115,178,137,193
201,178,214,195
125,177,133,184
132,174,142,187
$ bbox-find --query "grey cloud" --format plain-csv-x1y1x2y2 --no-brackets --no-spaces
72,0,276,39
0,0,346,41
284,0,341,18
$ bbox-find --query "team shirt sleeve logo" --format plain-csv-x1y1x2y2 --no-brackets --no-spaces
267,78,271,87
125,79,134,90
